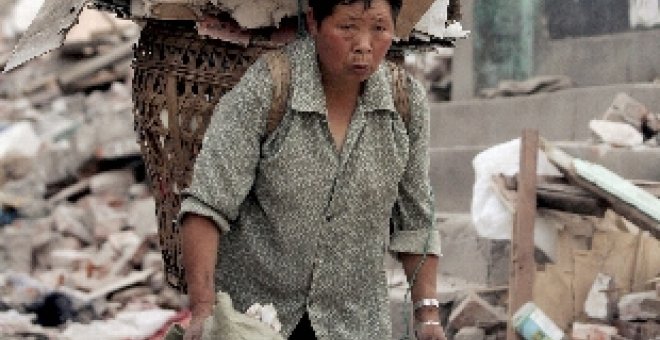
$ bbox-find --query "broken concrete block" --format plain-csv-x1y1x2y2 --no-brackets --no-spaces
34,234,84,271
4,272,50,307
584,273,614,320
91,241,119,269
82,196,128,241
613,319,660,340
602,92,650,130
0,154,34,186
109,237,146,277
455,326,485,340
107,231,142,253
33,270,66,289
49,249,92,270
448,292,506,330
128,183,150,199
30,217,55,250
53,204,93,244
618,291,659,321
1,225,33,273
142,251,163,272
127,197,157,238
589,120,643,147
149,270,166,292
0,121,42,161
89,170,134,197
572,322,618,340
0,310,54,338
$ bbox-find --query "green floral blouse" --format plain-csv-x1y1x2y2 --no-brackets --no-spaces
178,36,442,340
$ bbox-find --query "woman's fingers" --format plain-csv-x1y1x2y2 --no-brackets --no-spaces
183,317,206,340
416,324,447,340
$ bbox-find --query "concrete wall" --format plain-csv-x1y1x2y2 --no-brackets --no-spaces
535,29,660,87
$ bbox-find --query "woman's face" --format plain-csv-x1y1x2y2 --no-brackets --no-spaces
308,0,395,85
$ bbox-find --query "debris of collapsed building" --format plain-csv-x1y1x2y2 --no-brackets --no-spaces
0,1,472,338
0,5,187,338
1,1,656,340
466,93,660,340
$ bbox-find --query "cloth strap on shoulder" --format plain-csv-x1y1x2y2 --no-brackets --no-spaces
263,50,411,137
386,61,411,128
263,50,292,137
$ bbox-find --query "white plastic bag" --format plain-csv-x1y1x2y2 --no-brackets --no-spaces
471,139,562,260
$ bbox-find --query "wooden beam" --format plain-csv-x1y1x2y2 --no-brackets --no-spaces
498,174,607,216
541,138,660,239
507,130,538,340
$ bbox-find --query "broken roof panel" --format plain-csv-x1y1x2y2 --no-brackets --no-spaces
3,0,90,73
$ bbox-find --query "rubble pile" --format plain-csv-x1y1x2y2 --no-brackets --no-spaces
0,8,187,339
405,208,659,340
454,93,660,340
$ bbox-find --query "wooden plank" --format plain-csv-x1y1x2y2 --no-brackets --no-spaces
541,138,660,239
507,129,538,340
574,160,660,222
536,182,606,216
494,174,604,215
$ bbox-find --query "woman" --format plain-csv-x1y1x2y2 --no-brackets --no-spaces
179,0,446,339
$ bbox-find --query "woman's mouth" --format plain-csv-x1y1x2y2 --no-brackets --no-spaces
351,64,370,75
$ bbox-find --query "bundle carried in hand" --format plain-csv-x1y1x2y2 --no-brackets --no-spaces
202,291,284,340
166,291,284,340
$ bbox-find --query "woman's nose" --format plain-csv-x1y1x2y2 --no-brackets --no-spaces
352,32,373,54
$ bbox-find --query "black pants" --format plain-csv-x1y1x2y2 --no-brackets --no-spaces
288,312,317,340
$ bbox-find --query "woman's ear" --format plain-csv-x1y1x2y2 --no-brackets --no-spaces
306,9,318,37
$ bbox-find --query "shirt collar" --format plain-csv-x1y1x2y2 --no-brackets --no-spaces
289,36,397,115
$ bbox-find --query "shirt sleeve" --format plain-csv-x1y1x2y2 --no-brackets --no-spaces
177,58,272,233
388,75,442,256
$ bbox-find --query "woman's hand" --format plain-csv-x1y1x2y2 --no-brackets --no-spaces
414,305,446,340
184,302,213,340
415,322,447,340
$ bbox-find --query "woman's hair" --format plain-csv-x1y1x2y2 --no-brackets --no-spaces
308,0,403,27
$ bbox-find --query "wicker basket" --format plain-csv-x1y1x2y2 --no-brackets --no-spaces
132,20,281,290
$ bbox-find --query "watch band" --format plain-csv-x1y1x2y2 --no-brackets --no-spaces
413,298,440,311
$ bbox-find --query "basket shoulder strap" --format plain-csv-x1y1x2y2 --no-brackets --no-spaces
263,50,291,137
387,61,411,131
